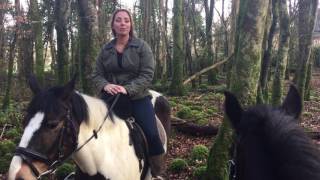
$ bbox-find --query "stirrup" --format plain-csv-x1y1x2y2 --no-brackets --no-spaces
151,176,164,180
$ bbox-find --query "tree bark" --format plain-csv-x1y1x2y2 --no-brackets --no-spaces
0,0,7,76
140,0,151,44
169,0,185,95
30,0,44,84
206,0,269,179
295,0,318,104
78,0,99,93
226,0,239,88
2,33,17,111
204,0,216,84
55,0,70,84
257,0,278,104
271,0,290,105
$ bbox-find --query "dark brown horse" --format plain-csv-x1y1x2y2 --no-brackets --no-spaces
225,85,320,180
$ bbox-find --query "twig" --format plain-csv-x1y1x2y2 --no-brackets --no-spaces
0,123,8,139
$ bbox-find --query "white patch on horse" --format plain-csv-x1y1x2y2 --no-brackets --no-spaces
8,112,45,180
8,156,22,180
73,94,141,179
149,90,162,106
19,112,45,147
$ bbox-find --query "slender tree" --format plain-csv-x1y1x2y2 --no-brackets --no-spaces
257,0,278,103
55,0,70,84
169,0,185,95
0,0,8,76
204,0,216,84
2,33,17,111
30,0,44,84
271,0,290,105
295,0,318,103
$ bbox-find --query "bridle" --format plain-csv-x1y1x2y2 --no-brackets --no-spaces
14,94,120,179
228,133,242,180
15,108,79,179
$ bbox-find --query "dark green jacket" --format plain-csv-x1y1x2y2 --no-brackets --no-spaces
92,37,154,100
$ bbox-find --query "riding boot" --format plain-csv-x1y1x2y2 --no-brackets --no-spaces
149,154,165,180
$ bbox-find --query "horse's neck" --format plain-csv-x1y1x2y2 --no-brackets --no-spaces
72,94,141,179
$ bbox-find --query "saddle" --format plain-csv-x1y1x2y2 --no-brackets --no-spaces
100,93,150,180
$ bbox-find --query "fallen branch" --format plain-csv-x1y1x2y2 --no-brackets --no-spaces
171,116,219,136
183,53,234,85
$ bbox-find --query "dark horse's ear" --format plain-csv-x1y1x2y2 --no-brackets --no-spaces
281,85,302,119
60,74,77,100
28,74,41,95
224,91,243,129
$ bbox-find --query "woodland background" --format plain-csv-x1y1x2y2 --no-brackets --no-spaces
0,0,320,179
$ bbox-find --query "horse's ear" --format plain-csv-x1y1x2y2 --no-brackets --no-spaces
60,74,77,100
281,85,302,119
224,91,243,129
28,74,41,95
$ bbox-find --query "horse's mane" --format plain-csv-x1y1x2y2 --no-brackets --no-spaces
247,105,320,180
25,86,89,125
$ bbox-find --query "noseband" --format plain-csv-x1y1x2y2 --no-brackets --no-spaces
14,94,120,179
14,108,79,179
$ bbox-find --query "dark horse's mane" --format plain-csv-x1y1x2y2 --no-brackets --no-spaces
244,105,320,180
225,86,320,180
24,86,89,126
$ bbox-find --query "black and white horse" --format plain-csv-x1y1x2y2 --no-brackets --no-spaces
8,76,170,180
224,85,320,180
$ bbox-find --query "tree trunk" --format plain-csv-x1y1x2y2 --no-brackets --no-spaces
169,0,185,95
271,0,290,105
204,0,216,84
206,0,269,179
226,0,239,88
304,51,313,101
295,0,318,103
257,0,278,104
78,0,99,94
55,0,70,84
2,33,17,111
30,0,44,84
140,0,151,44
0,0,7,76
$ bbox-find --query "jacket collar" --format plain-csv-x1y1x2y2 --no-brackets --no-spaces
104,37,139,50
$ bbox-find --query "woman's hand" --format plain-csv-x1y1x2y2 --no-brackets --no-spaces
104,84,127,95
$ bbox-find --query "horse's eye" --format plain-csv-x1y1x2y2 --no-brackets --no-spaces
46,121,60,129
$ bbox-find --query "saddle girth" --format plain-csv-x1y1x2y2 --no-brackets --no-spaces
125,117,150,180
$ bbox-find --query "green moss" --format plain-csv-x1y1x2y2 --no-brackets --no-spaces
0,153,13,173
191,145,209,162
169,158,188,172
0,140,15,156
177,106,193,119
193,166,207,180
55,163,76,180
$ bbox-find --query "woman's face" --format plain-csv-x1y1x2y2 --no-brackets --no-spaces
113,11,131,37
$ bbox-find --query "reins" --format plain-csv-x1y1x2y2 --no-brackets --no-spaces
15,93,121,179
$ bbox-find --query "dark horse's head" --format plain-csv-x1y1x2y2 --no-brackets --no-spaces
225,85,320,180
8,75,88,180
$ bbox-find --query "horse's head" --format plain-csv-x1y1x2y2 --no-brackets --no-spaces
224,85,303,180
8,75,84,180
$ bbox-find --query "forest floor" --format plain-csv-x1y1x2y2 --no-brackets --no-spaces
1,70,320,180
163,68,320,180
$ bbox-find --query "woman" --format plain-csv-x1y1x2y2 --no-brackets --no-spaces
92,9,165,179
